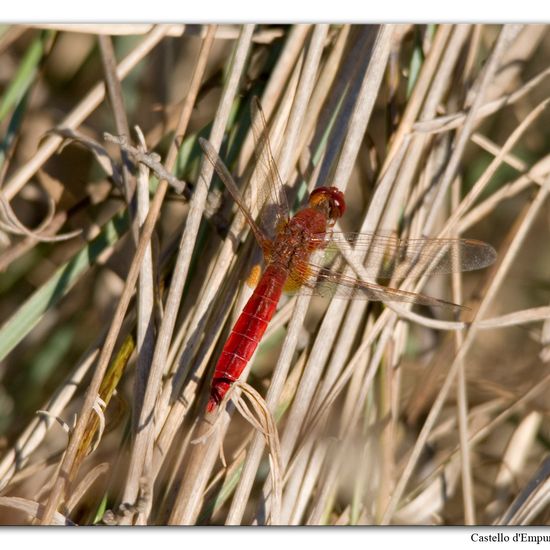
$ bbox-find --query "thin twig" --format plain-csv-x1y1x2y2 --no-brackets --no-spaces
103,133,187,195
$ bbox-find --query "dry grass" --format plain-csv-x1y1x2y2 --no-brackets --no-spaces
0,23,549,525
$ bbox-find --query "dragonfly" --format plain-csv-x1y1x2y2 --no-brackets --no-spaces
198,98,496,412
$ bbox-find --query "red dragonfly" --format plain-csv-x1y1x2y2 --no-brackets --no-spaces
199,99,496,412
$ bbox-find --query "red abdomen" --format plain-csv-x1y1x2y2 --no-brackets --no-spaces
207,264,287,411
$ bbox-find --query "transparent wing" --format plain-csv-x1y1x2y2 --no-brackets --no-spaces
280,232,496,309
284,261,464,310
249,96,290,237
307,231,497,279
199,137,269,248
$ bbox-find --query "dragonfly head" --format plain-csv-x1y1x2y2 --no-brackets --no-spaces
308,186,346,224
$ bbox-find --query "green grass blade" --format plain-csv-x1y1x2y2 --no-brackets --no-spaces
0,210,129,362
0,30,54,123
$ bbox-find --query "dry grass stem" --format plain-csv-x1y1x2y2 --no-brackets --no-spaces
121,24,221,517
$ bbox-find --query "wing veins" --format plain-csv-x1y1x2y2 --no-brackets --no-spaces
199,137,267,248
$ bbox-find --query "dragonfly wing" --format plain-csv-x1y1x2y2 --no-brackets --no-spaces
249,97,290,237
199,137,269,248
285,263,464,309
308,231,497,279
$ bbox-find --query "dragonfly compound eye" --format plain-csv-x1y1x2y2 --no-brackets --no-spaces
309,186,346,220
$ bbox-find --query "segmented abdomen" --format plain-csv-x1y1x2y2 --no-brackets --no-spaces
207,264,287,411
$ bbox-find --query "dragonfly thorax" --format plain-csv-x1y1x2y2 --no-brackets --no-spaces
268,208,328,272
